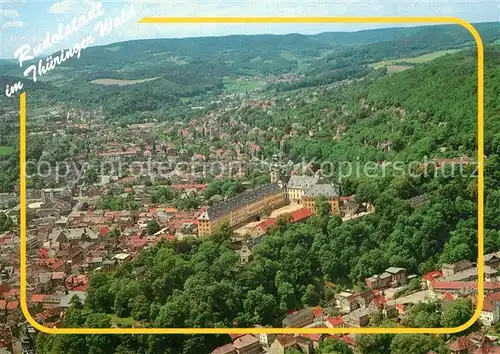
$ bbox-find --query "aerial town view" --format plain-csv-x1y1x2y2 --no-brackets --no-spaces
0,1,500,354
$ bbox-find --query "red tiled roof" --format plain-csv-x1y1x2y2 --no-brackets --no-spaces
2,288,19,300
228,334,244,341
423,270,442,282
473,339,500,354
327,316,344,327
342,335,357,346
312,306,323,318
257,219,276,232
6,301,19,310
473,292,500,312
30,294,45,303
99,227,111,237
449,336,475,351
232,334,258,349
38,248,49,258
211,343,235,354
441,292,454,302
49,259,65,271
430,281,500,291
290,208,314,222
372,294,388,307
340,196,354,201
301,333,323,342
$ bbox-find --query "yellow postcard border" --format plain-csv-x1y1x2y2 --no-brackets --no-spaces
20,16,484,335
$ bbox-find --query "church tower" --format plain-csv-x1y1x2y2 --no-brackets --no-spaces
270,167,281,183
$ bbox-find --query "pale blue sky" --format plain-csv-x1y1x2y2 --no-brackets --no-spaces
1,0,499,59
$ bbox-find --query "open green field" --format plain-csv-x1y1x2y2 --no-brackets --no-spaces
108,314,140,327
222,77,266,93
29,106,53,117
386,65,414,74
0,146,15,155
371,49,464,68
89,77,161,86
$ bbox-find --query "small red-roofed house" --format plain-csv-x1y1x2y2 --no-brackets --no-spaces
311,306,324,319
211,343,236,354
449,336,475,354
51,272,66,287
99,227,111,237
342,335,357,349
30,294,45,304
6,301,19,314
422,270,443,289
474,292,500,326
49,259,65,272
232,334,260,354
472,336,500,354
228,334,244,341
301,332,325,348
326,316,345,328
396,304,407,316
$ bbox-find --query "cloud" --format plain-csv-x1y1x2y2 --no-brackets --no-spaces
0,8,19,19
49,0,75,14
2,20,27,29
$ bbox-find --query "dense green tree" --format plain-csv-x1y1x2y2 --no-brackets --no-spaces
146,220,161,235
442,299,474,328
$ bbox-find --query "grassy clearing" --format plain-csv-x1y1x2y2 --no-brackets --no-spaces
371,49,464,69
223,77,266,93
108,315,139,327
386,65,414,74
89,77,161,86
0,146,15,155
29,106,53,116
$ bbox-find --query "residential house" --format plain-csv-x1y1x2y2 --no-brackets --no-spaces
421,270,443,290
237,244,253,264
258,333,275,348
441,265,498,283
211,344,237,354
36,272,53,293
365,272,392,289
270,335,297,354
51,272,66,287
449,336,476,354
232,334,261,354
484,252,500,269
384,267,407,287
326,316,345,328
282,308,314,328
442,260,474,277
113,253,131,264
339,196,359,216
269,335,313,354
355,290,374,308
476,293,500,326
342,308,370,327
429,281,500,296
